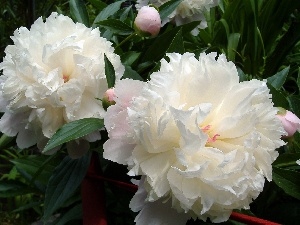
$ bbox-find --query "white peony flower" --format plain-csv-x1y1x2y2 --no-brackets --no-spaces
104,52,286,223
136,0,220,34
0,12,124,150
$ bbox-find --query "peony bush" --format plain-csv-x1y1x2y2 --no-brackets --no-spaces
1,0,300,225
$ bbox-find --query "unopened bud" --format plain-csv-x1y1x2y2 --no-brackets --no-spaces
134,6,161,37
277,108,300,137
102,88,116,110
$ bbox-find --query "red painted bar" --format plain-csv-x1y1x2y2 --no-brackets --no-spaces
82,156,281,225
82,154,107,225
230,212,281,225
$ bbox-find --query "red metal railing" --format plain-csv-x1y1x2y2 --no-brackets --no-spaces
82,155,281,225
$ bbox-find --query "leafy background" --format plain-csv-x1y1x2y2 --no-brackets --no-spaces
0,0,300,224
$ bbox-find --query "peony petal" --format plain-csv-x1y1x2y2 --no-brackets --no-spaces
133,198,190,225
103,139,135,165
16,127,37,149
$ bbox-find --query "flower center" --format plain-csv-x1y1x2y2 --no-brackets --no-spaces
63,74,70,83
201,125,220,144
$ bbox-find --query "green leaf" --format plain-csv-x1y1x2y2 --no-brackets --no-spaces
167,28,184,54
87,0,107,10
227,33,240,61
43,118,104,153
142,27,183,62
273,167,300,200
1,166,18,180
51,204,82,225
159,0,183,21
122,66,144,81
180,21,202,35
0,181,33,197
97,19,133,35
0,134,14,150
267,66,290,90
119,5,133,22
104,54,116,88
297,68,300,92
93,0,125,27
11,155,58,185
273,153,300,168
69,0,89,26
219,18,230,39
13,201,42,213
236,67,248,82
43,154,91,220
121,51,141,66
288,95,300,117
267,83,289,109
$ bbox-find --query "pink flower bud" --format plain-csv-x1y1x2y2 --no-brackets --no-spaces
102,88,116,110
134,6,161,37
276,108,300,137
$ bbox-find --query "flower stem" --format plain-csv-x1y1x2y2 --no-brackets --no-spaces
115,32,138,50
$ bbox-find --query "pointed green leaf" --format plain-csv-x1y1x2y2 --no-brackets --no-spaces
122,66,144,81
227,33,240,61
43,118,104,153
297,68,300,92
267,84,289,108
167,28,184,54
237,67,248,82
0,134,14,150
219,18,230,39
0,181,33,197
120,5,133,22
52,204,82,225
273,153,300,168
69,0,89,26
180,21,202,35
122,66,143,81
97,19,133,35
159,0,183,21
273,167,300,200
87,0,107,10
43,154,91,220
121,51,141,66
267,66,290,90
288,95,300,118
93,0,125,27
142,27,182,62
104,54,116,88
13,201,43,213
11,155,58,185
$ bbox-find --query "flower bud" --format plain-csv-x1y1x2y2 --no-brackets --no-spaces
276,108,300,137
102,88,116,110
134,6,161,37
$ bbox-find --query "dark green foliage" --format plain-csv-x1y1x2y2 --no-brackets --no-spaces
1,0,300,224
